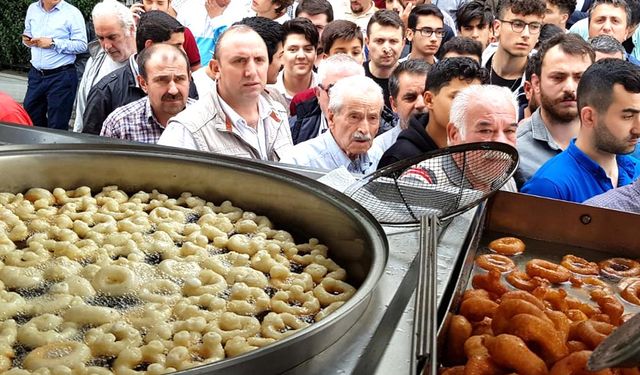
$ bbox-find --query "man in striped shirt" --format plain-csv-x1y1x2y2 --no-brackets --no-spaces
101,43,194,143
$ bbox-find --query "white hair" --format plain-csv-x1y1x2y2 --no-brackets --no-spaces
449,85,517,138
328,75,384,115
92,0,136,36
316,54,365,84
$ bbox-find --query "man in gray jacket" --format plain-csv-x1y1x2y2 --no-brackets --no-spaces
73,0,136,132
158,25,293,161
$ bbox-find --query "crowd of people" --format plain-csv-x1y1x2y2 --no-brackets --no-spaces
3,0,640,213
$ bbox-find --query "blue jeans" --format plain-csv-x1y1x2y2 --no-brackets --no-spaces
23,65,78,130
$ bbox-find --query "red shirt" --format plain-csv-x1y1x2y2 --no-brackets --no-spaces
0,92,33,126
183,27,201,69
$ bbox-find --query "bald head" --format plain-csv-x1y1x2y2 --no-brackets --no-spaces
137,43,189,79
214,25,268,62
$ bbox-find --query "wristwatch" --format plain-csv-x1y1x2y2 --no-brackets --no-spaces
50,39,55,49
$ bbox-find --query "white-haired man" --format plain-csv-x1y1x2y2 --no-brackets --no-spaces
73,0,136,132
290,53,365,145
280,75,385,174
447,84,519,191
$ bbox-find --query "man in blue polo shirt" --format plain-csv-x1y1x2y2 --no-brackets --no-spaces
522,58,640,203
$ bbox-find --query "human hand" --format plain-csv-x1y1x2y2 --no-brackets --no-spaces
400,3,413,29
22,34,36,46
30,37,54,49
130,3,145,23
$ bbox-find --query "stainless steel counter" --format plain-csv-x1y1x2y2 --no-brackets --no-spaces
0,124,482,375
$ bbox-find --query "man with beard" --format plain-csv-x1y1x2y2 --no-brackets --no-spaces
364,10,405,108
280,75,385,174
517,33,595,183
371,59,429,154
341,0,379,31
522,58,640,203
101,44,194,143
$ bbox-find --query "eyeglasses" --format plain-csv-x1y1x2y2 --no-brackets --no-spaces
318,83,334,94
413,27,446,38
499,19,542,34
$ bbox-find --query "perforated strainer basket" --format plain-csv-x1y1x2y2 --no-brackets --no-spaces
347,142,519,374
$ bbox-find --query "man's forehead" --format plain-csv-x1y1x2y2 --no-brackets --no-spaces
502,9,543,20
415,14,444,26
399,73,427,89
592,3,627,17
369,23,403,37
284,33,314,47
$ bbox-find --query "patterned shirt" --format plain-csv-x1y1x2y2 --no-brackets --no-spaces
101,97,196,144
584,178,640,214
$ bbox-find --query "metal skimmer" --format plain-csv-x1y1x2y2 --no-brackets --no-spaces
588,312,640,371
346,142,519,374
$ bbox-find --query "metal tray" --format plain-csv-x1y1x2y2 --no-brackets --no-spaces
0,143,388,375
435,191,640,369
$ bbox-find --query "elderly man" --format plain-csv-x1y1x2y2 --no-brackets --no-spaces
22,0,87,130
290,54,364,144
73,0,136,132
447,84,519,191
158,26,292,160
522,58,640,203
101,44,194,143
280,75,384,174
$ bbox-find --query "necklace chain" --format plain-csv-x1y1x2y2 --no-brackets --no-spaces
490,66,521,92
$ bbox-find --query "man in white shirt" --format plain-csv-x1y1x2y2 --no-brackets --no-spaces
280,75,384,174
158,25,293,161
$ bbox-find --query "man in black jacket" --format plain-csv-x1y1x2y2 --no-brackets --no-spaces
82,11,198,135
377,57,486,169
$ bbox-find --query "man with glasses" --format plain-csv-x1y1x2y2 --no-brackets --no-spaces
483,0,545,102
406,4,445,65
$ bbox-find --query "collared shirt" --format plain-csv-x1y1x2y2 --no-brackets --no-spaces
158,93,276,160
584,178,640,214
101,96,196,144
339,2,378,31
521,139,640,203
23,0,87,70
218,95,270,159
279,130,382,174
371,121,402,155
273,71,318,105
516,108,564,183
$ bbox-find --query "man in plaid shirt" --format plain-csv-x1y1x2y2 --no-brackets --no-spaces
101,43,195,143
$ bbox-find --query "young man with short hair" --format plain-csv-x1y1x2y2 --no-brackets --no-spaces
340,0,378,31
251,0,294,23
483,0,545,97
378,57,486,169
441,36,483,62
522,58,640,202
273,18,319,104
543,0,577,30
455,0,494,50
406,4,445,64
295,0,334,38
320,20,364,63
365,10,405,108
517,33,595,183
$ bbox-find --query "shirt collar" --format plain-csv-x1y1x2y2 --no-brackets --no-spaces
130,54,141,88
569,138,639,184
39,0,62,12
143,97,164,129
324,131,374,174
217,92,270,131
530,108,562,150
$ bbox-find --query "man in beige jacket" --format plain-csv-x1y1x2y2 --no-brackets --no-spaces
158,25,293,161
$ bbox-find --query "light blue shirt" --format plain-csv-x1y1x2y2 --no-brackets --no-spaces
23,0,87,70
280,130,382,175
568,18,589,40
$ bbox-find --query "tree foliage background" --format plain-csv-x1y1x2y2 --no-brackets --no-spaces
0,0,96,70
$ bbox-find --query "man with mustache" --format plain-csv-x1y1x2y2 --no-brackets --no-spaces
101,43,194,143
522,58,640,203
516,33,595,184
280,75,384,174
73,0,136,132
